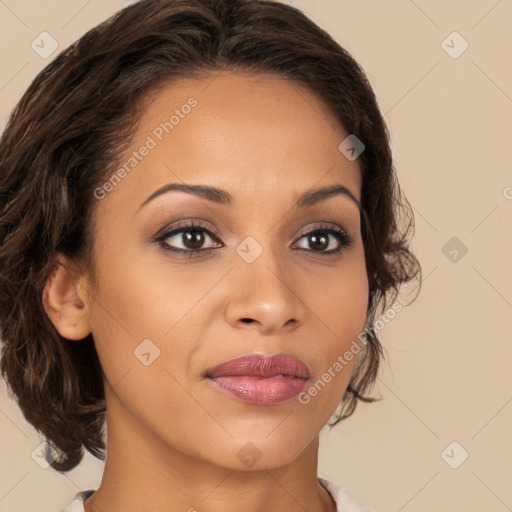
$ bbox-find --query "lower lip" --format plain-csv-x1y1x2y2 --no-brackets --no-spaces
207,375,307,405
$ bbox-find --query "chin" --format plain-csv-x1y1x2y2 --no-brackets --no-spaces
198,428,316,472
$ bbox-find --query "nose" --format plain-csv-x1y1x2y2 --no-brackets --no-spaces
224,244,306,335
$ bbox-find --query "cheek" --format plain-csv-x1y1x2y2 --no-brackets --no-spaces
87,269,206,446
296,249,368,412
86,242,225,409
308,246,369,344
89,245,213,347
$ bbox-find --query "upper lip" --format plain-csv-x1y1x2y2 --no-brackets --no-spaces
205,353,310,379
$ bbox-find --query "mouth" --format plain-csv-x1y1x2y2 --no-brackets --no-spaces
204,353,310,405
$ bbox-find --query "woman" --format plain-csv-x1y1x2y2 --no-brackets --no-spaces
0,1,421,511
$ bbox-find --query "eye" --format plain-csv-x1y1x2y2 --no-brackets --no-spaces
152,220,354,258
292,223,354,255
153,220,222,257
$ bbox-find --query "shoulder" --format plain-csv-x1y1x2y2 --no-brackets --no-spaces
319,476,378,512
58,489,95,512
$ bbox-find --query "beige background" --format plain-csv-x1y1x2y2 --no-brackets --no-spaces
0,1,511,511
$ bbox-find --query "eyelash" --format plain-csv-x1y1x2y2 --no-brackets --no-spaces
152,220,354,258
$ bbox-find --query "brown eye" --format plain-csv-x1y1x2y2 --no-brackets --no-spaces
306,231,330,251
178,229,206,250
293,224,354,255
154,220,222,256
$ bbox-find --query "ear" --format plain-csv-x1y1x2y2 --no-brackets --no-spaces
42,254,92,340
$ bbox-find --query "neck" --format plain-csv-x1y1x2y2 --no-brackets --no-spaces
84,392,336,512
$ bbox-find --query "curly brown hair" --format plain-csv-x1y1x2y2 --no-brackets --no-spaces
0,0,421,472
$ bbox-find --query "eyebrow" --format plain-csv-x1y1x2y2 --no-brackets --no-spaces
138,183,361,211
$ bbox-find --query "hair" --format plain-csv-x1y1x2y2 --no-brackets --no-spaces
0,0,421,472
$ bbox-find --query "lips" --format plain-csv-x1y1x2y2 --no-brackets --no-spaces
205,353,310,379
204,353,310,405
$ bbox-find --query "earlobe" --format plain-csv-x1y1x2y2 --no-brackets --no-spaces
42,255,92,340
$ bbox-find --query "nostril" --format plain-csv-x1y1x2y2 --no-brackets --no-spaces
240,318,253,324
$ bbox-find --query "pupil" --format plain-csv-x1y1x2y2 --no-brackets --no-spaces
310,232,328,251
184,230,204,249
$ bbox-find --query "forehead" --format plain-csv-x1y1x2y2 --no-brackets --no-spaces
98,71,362,215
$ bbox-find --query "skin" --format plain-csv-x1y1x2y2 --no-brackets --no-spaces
43,71,369,512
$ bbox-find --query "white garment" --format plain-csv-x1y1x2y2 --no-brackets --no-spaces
59,476,376,511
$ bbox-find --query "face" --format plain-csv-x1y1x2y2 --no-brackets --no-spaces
75,71,369,470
